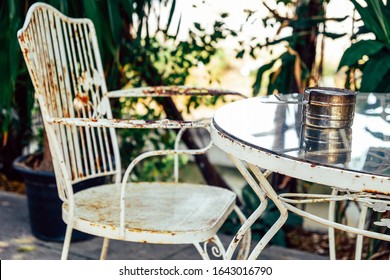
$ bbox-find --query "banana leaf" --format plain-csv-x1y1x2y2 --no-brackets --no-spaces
0,0,22,144
360,51,390,91
350,0,390,44
338,40,386,70
252,59,277,96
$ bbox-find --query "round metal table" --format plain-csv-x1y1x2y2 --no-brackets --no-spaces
211,93,390,259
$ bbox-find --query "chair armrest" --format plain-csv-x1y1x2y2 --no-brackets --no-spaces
106,86,247,99
47,117,209,129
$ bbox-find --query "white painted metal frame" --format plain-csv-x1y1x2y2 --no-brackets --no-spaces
211,118,390,260
18,2,250,260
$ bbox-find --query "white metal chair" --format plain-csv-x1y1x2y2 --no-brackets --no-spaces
18,2,250,260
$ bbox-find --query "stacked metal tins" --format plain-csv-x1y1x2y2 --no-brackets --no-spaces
300,87,356,164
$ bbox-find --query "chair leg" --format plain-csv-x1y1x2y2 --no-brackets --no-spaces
61,225,73,260
100,238,110,260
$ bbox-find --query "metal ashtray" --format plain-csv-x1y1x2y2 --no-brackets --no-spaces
300,125,352,164
303,87,357,129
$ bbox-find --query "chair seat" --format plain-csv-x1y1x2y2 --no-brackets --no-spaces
62,182,236,244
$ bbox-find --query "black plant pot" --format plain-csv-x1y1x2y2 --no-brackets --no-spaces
13,154,105,242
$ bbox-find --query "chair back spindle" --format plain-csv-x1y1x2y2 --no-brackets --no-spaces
18,3,121,201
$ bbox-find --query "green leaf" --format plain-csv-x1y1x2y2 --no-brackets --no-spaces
242,185,260,212
82,0,104,51
360,52,390,91
366,0,390,42
271,230,286,247
46,0,69,13
322,31,346,40
107,0,122,46
263,34,295,47
372,71,390,92
350,0,390,43
194,22,203,31
289,16,348,29
268,52,295,94
220,12,229,18
236,49,245,59
285,212,303,227
252,59,276,96
0,0,22,137
338,40,386,70
353,26,371,38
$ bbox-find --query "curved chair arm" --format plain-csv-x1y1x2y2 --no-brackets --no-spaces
47,117,209,130
106,86,247,99
119,127,212,238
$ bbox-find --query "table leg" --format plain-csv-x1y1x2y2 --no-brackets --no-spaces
225,155,267,260
328,188,338,260
246,163,288,260
226,155,288,259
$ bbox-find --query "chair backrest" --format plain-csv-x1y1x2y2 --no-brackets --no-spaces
18,3,121,200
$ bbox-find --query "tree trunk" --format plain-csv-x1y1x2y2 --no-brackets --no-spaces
295,0,324,76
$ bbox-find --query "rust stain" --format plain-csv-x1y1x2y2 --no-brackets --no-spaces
95,157,101,171
207,237,215,243
127,227,177,235
75,93,89,105
141,86,246,98
362,189,390,195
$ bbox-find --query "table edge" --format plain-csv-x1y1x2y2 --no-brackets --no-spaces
211,119,390,194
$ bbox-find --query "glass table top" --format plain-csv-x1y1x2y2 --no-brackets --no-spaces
213,92,390,178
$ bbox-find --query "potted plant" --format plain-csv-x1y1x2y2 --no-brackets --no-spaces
13,152,98,241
